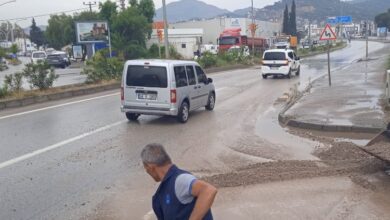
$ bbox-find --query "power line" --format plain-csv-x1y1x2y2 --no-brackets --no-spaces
83,1,97,13
0,6,97,22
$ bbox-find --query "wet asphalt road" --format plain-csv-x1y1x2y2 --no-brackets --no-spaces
0,41,384,219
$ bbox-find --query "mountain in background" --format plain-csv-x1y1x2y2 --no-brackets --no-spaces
154,0,390,24
154,0,229,23
257,0,390,22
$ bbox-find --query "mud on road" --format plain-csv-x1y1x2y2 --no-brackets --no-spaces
205,141,388,188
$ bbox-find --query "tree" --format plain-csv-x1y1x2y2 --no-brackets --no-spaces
129,0,138,7
111,7,150,59
375,9,390,29
138,0,155,23
289,0,297,36
30,18,45,49
45,14,75,50
10,44,18,55
99,0,118,24
282,4,289,35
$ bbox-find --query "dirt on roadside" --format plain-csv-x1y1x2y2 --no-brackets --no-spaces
204,137,388,188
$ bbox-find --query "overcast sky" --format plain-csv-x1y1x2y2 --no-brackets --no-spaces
0,0,279,27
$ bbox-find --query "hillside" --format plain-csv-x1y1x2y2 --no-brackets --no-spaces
154,0,229,23
154,0,390,24
259,0,390,21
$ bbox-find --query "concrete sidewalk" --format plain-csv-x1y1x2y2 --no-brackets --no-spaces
280,44,389,134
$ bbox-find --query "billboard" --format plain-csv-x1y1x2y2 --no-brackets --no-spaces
76,21,109,43
72,45,83,59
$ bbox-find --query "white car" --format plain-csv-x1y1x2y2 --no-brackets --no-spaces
31,51,47,64
261,49,300,79
121,60,216,123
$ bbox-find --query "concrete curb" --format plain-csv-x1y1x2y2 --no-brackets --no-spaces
0,82,120,111
278,67,386,135
299,44,348,58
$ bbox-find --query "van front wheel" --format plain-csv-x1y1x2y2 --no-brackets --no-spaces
126,113,140,121
177,102,189,123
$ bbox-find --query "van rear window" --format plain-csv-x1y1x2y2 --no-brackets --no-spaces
126,65,168,88
263,52,286,60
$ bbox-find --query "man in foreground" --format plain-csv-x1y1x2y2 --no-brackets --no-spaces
141,143,218,220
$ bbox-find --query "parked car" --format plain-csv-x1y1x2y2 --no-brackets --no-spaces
31,51,47,63
46,52,70,68
121,60,216,123
261,49,300,79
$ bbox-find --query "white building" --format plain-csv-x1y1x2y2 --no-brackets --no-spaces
170,17,281,45
148,29,203,59
14,38,36,53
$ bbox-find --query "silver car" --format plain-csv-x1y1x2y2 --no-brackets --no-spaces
121,60,216,123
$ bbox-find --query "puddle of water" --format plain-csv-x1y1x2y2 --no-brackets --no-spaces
256,106,320,161
334,138,370,147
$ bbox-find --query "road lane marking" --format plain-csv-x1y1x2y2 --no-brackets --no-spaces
0,92,120,120
0,120,126,170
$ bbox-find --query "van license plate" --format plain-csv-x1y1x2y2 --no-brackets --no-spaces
271,67,279,70
137,93,157,100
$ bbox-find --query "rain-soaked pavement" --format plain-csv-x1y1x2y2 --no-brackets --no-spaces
1,41,390,220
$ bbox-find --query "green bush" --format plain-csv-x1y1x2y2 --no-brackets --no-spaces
81,50,124,83
198,52,218,68
0,85,8,98
4,72,23,93
23,61,59,90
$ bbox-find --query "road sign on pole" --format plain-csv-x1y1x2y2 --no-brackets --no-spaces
320,24,337,41
319,24,337,87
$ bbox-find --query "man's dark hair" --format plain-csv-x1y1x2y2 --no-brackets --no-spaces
141,143,172,166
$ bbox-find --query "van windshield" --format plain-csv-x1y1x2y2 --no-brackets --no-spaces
126,65,168,88
263,52,286,60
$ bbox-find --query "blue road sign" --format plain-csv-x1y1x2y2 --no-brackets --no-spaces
327,16,352,24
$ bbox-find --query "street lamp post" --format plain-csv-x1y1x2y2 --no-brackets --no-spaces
251,0,255,58
162,0,169,59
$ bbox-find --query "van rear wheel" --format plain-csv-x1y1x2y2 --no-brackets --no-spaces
206,93,215,111
126,113,140,121
177,102,189,123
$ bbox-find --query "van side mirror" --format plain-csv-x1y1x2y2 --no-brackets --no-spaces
296,57,300,60
208,78,213,83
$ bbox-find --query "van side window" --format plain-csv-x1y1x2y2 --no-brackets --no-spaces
288,52,294,60
195,66,207,84
174,66,188,88
186,66,196,85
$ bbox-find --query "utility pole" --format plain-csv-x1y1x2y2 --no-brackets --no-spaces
365,21,369,60
162,0,170,59
119,0,125,10
83,1,96,13
251,0,255,58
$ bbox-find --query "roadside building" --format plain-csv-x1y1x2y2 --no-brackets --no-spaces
170,17,281,45
147,28,203,59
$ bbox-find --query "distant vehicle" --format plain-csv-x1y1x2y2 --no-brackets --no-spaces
46,51,70,68
121,60,216,123
200,44,218,55
31,51,47,63
261,49,301,79
45,48,56,55
227,45,250,57
218,28,268,53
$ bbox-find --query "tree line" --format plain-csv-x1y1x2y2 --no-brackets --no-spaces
29,0,154,60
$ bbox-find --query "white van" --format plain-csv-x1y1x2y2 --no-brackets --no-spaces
261,49,301,79
121,60,216,123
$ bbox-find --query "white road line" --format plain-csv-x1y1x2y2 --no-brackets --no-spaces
0,120,126,170
0,92,120,121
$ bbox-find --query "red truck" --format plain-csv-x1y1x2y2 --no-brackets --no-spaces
218,28,268,53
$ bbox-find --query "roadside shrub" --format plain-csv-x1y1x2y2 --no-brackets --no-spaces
81,50,124,83
198,52,218,68
23,61,59,90
0,63,8,71
0,84,8,98
4,72,23,93
8,59,22,66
